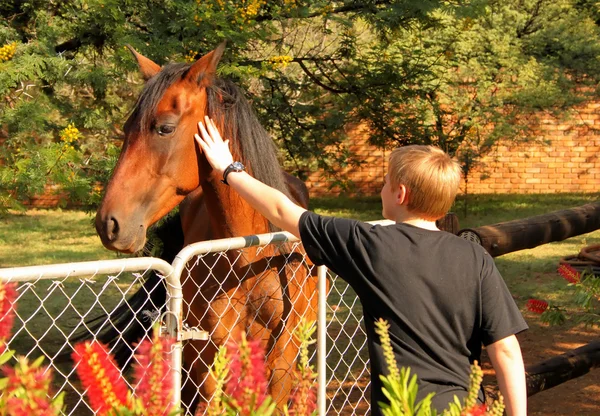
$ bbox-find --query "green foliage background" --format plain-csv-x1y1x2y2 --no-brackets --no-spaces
2,0,600,209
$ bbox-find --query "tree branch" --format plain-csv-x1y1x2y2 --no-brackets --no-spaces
297,60,349,94
256,0,392,22
517,0,545,38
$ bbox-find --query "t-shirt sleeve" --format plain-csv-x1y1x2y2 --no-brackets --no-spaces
480,252,529,346
298,211,364,276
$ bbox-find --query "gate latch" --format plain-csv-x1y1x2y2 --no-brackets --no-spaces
178,324,209,341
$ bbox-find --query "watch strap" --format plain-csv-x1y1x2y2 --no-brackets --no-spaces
221,162,245,185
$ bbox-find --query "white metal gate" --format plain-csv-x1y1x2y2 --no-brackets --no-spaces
0,258,179,415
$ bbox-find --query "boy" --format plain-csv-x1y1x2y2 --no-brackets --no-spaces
195,117,528,415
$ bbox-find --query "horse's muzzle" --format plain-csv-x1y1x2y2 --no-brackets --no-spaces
95,212,146,253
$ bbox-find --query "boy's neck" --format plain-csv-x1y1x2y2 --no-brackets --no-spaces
394,211,439,231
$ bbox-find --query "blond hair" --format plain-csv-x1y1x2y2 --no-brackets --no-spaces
388,145,462,220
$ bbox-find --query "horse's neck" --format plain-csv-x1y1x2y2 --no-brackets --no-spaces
179,187,211,246
178,180,271,247
202,179,271,240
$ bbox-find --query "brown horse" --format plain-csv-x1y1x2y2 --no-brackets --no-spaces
95,43,318,413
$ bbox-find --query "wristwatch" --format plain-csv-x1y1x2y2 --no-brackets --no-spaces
221,161,246,185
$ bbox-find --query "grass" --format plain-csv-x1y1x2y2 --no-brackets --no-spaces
0,209,115,268
1,194,599,414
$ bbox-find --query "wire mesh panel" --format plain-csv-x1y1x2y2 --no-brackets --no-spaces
325,271,370,415
0,258,176,415
172,230,379,416
172,234,321,415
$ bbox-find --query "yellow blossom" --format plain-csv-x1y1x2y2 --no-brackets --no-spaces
269,55,293,70
321,4,334,15
60,123,81,151
0,42,17,62
185,50,199,63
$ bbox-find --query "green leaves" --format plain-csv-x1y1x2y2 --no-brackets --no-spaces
375,319,505,416
2,0,600,201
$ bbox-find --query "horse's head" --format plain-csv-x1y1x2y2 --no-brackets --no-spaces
95,43,226,253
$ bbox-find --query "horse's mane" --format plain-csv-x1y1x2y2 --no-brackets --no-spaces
130,62,291,227
205,78,290,199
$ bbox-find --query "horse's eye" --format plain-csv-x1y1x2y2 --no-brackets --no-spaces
157,125,176,136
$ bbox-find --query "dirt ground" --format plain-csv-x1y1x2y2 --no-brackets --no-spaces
486,311,600,416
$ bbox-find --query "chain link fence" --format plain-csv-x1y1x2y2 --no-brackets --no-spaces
0,225,395,415
0,258,178,415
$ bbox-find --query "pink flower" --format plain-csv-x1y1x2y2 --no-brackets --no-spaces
557,264,580,284
527,299,549,314
72,341,130,415
224,334,268,412
133,333,176,415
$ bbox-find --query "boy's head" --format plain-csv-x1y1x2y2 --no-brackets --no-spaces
384,145,461,221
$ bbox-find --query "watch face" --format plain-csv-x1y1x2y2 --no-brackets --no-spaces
232,161,245,171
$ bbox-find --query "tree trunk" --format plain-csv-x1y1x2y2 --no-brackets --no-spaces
526,341,600,396
485,341,600,403
457,202,600,257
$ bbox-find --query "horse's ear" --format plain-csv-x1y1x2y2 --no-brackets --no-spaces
126,45,161,81
185,41,227,84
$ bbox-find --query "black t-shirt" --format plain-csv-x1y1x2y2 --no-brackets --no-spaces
299,211,528,414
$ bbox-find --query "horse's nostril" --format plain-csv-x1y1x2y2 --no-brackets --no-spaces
106,217,120,242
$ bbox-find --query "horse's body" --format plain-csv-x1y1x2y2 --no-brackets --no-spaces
94,43,318,413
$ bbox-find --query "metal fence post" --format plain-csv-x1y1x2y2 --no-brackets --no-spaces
317,265,328,416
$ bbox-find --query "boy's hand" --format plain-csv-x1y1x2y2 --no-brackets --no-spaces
195,116,234,176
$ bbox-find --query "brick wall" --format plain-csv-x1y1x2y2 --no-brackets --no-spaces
304,124,388,197
305,102,600,197
463,103,600,194
20,185,73,209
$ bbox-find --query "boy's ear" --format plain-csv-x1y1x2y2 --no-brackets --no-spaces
396,184,409,206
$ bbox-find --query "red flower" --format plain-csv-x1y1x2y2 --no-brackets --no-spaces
6,396,56,416
224,334,268,412
557,264,580,284
288,367,317,416
462,403,487,416
527,299,549,314
2,356,56,415
133,334,176,415
72,341,130,415
0,282,18,349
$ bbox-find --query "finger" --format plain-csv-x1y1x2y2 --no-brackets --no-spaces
195,135,208,153
198,121,213,145
205,116,222,143
194,133,207,150
194,133,204,146
209,118,223,143
197,121,210,142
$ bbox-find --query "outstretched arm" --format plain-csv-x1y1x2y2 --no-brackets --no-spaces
195,117,306,238
486,334,527,416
